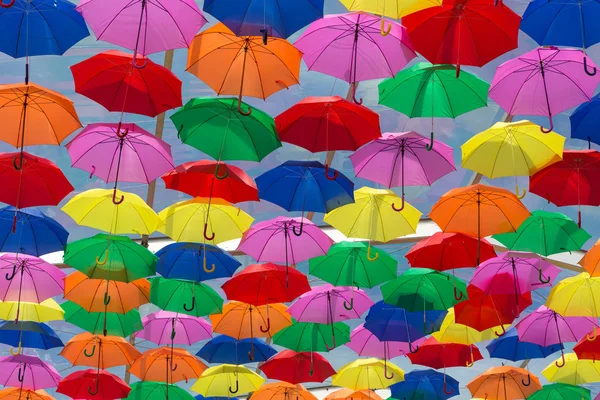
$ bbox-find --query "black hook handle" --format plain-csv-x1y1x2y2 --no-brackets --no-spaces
183,296,196,312
453,287,463,300
203,223,215,241
83,343,96,358
215,163,229,180
12,154,24,171
17,364,25,382
112,188,124,205
352,84,363,105
584,56,597,76
237,98,252,116
521,374,531,386
539,269,551,284
259,317,271,333
229,379,239,394
426,131,434,151
260,29,268,45
392,196,405,212
409,341,419,354
343,298,354,311
5,264,17,281
292,220,303,236
87,380,99,396
103,291,111,306
383,364,394,379
324,164,339,180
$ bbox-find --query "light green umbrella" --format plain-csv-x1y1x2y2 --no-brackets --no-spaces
62,301,143,337
527,383,590,400
273,321,350,352
150,277,223,317
125,381,195,400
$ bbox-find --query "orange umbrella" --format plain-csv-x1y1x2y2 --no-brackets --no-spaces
324,388,382,400
467,366,542,400
0,388,54,400
429,184,530,264
60,332,141,369
0,83,81,168
210,301,292,339
64,271,150,314
129,347,207,384
252,382,316,400
186,23,301,115
579,239,600,276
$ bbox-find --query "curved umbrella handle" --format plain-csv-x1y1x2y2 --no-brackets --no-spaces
555,352,566,368
5,264,17,281
443,381,454,395
237,98,252,116
453,286,463,301
171,361,178,372
116,122,129,139
132,57,148,69
584,56,597,76
512,308,520,318
17,365,25,382
383,364,394,379
380,19,392,36
392,196,405,212
260,28,268,45
229,379,239,394
352,84,363,105
248,343,255,362
494,324,506,337
325,164,339,180
203,257,216,273
84,343,96,358
88,380,99,396
409,341,419,354
203,223,215,241
183,296,196,312
0,0,15,8
466,353,475,367
515,184,526,199
325,335,337,350
426,131,434,151
260,317,271,333
539,269,551,284
9,343,21,355
12,153,24,171
292,220,303,236
521,374,531,386
96,250,108,266
343,297,354,311
112,188,124,205
215,163,229,180
103,291,111,306
587,326,597,342
540,115,554,133
367,246,379,262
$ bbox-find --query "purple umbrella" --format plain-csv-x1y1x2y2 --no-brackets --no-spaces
350,131,456,210
346,323,424,358
489,46,600,132
135,311,212,346
295,12,416,104
0,254,65,304
0,355,61,391
516,305,598,367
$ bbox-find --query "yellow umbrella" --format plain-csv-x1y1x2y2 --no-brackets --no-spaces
432,308,498,345
461,120,564,198
0,298,63,323
332,358,404,390
542,353,600,385
191,364,265,396
339,0,442,20
158,197,254,245
61,188,163,235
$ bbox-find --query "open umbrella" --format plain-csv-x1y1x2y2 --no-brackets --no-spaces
543,353,600,384
149,277,223,317
390,369,459,400
570,94,600,148
407,337,483,369
0,321,63,353
127,382,196,400
252,382,316,400
340,0,442,19
0,388,54,400
579,239,600,277
0,253,65,303
129,347,207,384
260,350,336,384
57,369,130,400
210,301,292,340
574,331,600,361
487,328,563,362
432,308,497,345
60,332,141,369
156,243,241,282
288,285,373,324
346,323,422,359
325,388,382,400
62,301,142,338
191,364,265,397
0,355,61,390
272,321,350,352
332,358,403,389
136,311,212,346
528,383,591,400
467,366,542,400
197,336,277,364
545,273,600,333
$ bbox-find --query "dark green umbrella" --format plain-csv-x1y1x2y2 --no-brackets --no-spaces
493,210,591,256
309,242,397,288
62,301,143,338
272,321,350,352
528,383,590,400
150,277,223,317
125,381,195,400
63,234,157,282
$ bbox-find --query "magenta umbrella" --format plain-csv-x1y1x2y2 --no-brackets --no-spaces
350,131,456,210
489,46,600,132
0,254,65,304
134,311,212,346
346,323,425,358
294,12,416,104
516,305,598,367
0,355,61,391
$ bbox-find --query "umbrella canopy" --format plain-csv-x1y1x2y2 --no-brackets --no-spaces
56,369,130,400
487,328,563,362
0,253,65,303
135,311,212,346
0,355,61,390
191,364,265,397
260,350,336,384
340,0,442,19
467,366,542,399
574,331,600,361
407,337,483,369
0,388,54,400
543,353,600,384
432,308,497,345
272,321,350,352
324,388,382,400
210,301,292,339
156,243,241,282
346,323,421,359
571,94,600,148
528,383,591,400
62,301,143,338
546,273,600,318
389,369,460,400
332,358,404,389
149,277,223,317
129,347,207,384
0,321,63,351
287,285,374,323
197,335,277,364
0,298,63,324
126,381,196,400
251,382,316,400
60,332,141,369
579,239,600,277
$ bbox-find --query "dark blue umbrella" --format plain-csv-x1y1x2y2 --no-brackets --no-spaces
363,301,447,347
570,94,600,148
156,242,241,282
0,206,68,256
0,321,63,352
390,369,459,400
486,328,563,362
197,335,277,364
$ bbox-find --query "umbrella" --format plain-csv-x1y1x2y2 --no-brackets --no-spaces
324,388,382,400
149,276,223,317
56,369,130,400
408,337,483,368
272,321,350,352
295,13,415,103
489,47,600,132
389,369,459,400
129,347,207,384
191,364,265,397
0,321,63,352
197,336,277,364
0,253,65,303
579,239,600,276
0,298,63,324
332,358,403,389
570,94,600,148
309,242,397,288
135,311,212,346
404,0,519,75
378,65,489,146
61,188,164,235
156,242,241,282
162,160,258,202
210,301,292,340
158,197,253,245
487,328,563,362
346,323,422,358
62,301,142,338
339,0,442,19
171,98,280,162
432,308,498,345
493,211,590,256
528,383,591,400
64,234,157,282
60,332,141,369
461,120,565,197
574,331,600,361
71,50,183,118
187,24,301,114
251,382,316,400
406,232,496,270
0,206,68,256
275,96,381,159
530,150,600,228
256,161,354,213
543,353,600,384
260,350,336,384
222,263,311,306
467,366,542,400
350,131,456,202
0,355,61,390
126,381,196,400
0,388,54,400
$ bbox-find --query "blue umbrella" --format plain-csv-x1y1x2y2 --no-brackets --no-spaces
363,301,447,348
486,328,563,362
0,321,63,352
196,335,277,364
156,242,241,282
0,206,68,256
390,369,459,400
570,94,600,148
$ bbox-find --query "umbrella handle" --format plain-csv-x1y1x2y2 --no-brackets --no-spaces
367,246,379,262
260,28,268,45
9,343,21,355
96,250,108,266
171,361,178,372
555,352,566,368
587,326,597,342
292,220,303,236
578,210,582,228
443,381,453,395
83,343,96,358
426,131,434,151
0,0,15,8
112,189,124,205
384,363,394,379
540,115,554,133
88,380,99,396
17,365,25,382
539,269,551,284
237,98,252,116
325,335,337,350
391,196,405,212
494,324,506,337
380,19,392,36
248,342,255,361
352,84,363,105
324,164,339,180
515,184,526,199
260,317,271,333
343,298,354,311
521,374,531,386
229,379,239,394
409,341,419,354
203,257,216,273
203,223,215,241
511,308,520,318
466,353,474,367
183,296,196,312
215,163,229,180
11,215,17,234
132,57,148,69
584,56,597,76
453,286,463,301
115,122,129,138
12,154,24,171
5,264,17,281
103,291,111,306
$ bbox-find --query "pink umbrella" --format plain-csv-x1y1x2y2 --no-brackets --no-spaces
350,132,456,210
0,253,65,304
346,323,425,358
135,311,212,346
516,306,598,367
489,46,600,132
295,12,416,104
0,355,61,390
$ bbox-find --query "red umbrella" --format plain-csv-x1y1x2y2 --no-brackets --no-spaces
161,160,258,203
403,0,520,76
56,369,131,400
222,263,311,306
530,150,600,228
406,232,497,271
407,336,483,369
259,350,335,384
574,332,600,361
70,50,182,118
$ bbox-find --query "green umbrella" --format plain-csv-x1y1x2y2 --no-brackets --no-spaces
62,301,143,338
125,382,195,400
309,242,397,288
493,210,591,256
150,277,223,317
378,63,489,149
272,321,350,352
170,97,281,162
528,383,590,400
64,234,157,282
